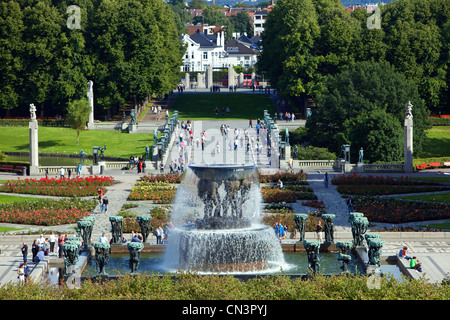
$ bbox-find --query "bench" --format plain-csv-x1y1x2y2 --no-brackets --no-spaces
0,164,23,173
415,163,430,170
429,162,442,168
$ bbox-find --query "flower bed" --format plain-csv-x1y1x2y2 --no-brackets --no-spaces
140,173,183,184
353,196,450,223
331,173,450,195
121,206,172,233
0,198,95,226
128,181,177,203
259,171,307,183
0,176,114,197
261,187,317,203
262,209,321,232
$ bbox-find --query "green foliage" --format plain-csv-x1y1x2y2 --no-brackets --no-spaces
0,0,184,118
306,60,430,163
260,0,450,115
293,145,336,160
66,98,91,146
0,273,448,300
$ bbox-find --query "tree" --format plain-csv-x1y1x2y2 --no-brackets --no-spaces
258,0,321,97
0,1,24,114
66,98,91,146
306,60,430,162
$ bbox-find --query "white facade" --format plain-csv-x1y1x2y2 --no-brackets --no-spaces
180,32,228,72
253,11,268,36
180,31,260,73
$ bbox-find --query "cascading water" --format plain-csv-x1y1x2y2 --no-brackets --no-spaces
163,164,286,273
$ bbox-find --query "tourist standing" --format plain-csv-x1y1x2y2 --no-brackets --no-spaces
49,232,57,254
316,220,323,243
324,172,329,188
59,167,65,179
156,226,163,244
346,197,354,213
17,264,25,284
31,240,39,262
99,232,108,244
21,242,28,263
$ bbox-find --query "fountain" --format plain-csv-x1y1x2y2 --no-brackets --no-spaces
163,164,285,273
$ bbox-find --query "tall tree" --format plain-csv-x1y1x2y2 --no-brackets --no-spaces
0,1,24,115
306,60,430,162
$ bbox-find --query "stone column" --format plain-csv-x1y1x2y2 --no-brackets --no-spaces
238,72,244,87
228,65,235,88
185,72,190,89
197,73,205,89
206,65,213,89
87,80,94,129
28,104,39,175
404,101,413,173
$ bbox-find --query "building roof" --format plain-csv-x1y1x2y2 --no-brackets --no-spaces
225,39,258,55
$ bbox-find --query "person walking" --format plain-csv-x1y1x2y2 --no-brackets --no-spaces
324,172,329,188
156,226,163,244
101,196,109,213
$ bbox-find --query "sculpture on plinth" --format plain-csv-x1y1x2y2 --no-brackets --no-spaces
79,150,87,165
137,215,152,243
130,109,136,125
321,214,335,243
348,213,368,247
127,242,144,273
303,239,320,274
358,148,364,164
94,242,110,275
62,237,81,276
294,214,308,241
29,103,37,120
367,238,385,267
109,216,124,244
336,241,353,273
76,216,95,251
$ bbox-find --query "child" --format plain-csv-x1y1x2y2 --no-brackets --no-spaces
410,256,423,272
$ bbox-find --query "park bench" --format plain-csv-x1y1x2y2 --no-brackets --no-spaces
429,162,442,168
0,164,23,173
415,163,430,170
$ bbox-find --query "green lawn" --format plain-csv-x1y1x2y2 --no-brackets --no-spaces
0,127,155,159
0,194,40,204
420,126,450,158
399,192,450,203
171,93,276,120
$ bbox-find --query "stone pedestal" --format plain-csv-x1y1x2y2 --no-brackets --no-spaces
206,66,213,89
29,119,39,175
185,72,190,89
228,65,235,87
197,73,205,89
129,123,137,133
404,101,413,173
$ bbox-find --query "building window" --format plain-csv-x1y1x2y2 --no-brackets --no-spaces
203,52,208,60
244,56,250,60
255,24,261,28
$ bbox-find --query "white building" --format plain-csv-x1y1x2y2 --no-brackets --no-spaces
253,10,268,36
180,28,260,73
180,30,227,72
